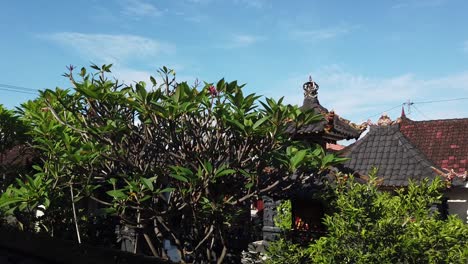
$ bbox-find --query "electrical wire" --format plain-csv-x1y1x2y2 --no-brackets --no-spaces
0,87,37,95
365,104,403,120
367,97,468,121
412,97,468,104
412,105,431,120
0,83,38,92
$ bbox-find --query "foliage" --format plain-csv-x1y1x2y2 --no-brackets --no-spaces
274,200,291,231
0,105,28,153
0,65,335,262
0,105,32,192
267,175,468,264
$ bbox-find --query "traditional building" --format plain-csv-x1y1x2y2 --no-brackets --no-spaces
285,77,366,147
0,145,35,185
261,77,367,241
341,111,468,222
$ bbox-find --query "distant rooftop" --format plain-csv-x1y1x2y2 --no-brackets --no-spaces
341,112,468,187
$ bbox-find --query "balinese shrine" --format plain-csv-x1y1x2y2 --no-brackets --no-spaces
259,77,367,242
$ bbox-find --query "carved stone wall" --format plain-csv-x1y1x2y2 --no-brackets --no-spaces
261,196,282,241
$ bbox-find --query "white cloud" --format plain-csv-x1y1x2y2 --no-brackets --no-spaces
187,0,269,8
186,0,212,3
291,25,357,41
233,34,261,46
221,34,265,48
44,32,175,64
113,66,198,89
268,66,468,123
235,0,271,8
120,0,162,17
391,0,446,9
113,67,153,85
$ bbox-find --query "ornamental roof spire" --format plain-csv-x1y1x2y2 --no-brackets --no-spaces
303,75,319,99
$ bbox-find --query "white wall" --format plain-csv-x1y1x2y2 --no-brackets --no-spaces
446,187,468,224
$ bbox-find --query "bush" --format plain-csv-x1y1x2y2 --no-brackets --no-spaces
267,175,468,264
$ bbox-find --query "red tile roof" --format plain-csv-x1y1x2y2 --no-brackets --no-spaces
400,117,468,174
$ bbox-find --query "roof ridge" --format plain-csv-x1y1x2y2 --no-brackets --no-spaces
394,130,437,169
402,117,468,123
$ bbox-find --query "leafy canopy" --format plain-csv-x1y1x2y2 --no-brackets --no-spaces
0,65,336,263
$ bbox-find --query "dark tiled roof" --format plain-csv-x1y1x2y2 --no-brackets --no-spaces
0,145,35,167
342,125,438,186
400,117,468,174
286,98,364,140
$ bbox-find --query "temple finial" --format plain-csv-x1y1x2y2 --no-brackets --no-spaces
303,75,319,99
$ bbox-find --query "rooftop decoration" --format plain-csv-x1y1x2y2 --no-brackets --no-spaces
287,76,367,143
303,76,319,99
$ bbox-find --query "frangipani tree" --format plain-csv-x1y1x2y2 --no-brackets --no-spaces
0,65,342,263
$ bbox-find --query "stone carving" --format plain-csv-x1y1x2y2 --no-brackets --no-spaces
376,113,404,126
115,225,136,252
262,196,282,241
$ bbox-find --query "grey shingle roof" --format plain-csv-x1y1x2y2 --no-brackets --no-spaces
342,124,438,186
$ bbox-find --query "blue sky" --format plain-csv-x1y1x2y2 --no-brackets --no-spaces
1,0,468,124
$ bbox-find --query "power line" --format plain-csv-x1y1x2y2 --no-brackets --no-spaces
367,97,468,121
0,87,37,95
412,105,431,120
365,104,403,120
0,83,39,92
412,97,468,104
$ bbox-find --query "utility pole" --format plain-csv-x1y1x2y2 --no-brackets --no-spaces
404,99,414,116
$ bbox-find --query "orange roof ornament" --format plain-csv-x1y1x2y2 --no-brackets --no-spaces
377,113,393,126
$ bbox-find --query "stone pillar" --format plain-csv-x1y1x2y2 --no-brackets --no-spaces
262,196,281,241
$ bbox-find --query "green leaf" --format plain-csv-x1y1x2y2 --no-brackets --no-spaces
227,119,245,131
140,195,152,202
203,161,213,174
73,196,83,203
150,76,157,86
106,190,126,199
32,165,43,172
136,82,147,99
0,197,24,208
108,178,117,186
173,85,182,103
159,187,175,193
290,149,307,171
90,64,100,71
252,115,269,129
141,177,155,191
216,169,236,178
169,173,188,183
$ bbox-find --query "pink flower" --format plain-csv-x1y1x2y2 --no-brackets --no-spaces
208,85,218,96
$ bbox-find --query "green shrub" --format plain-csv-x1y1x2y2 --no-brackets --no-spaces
267,176,468,263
